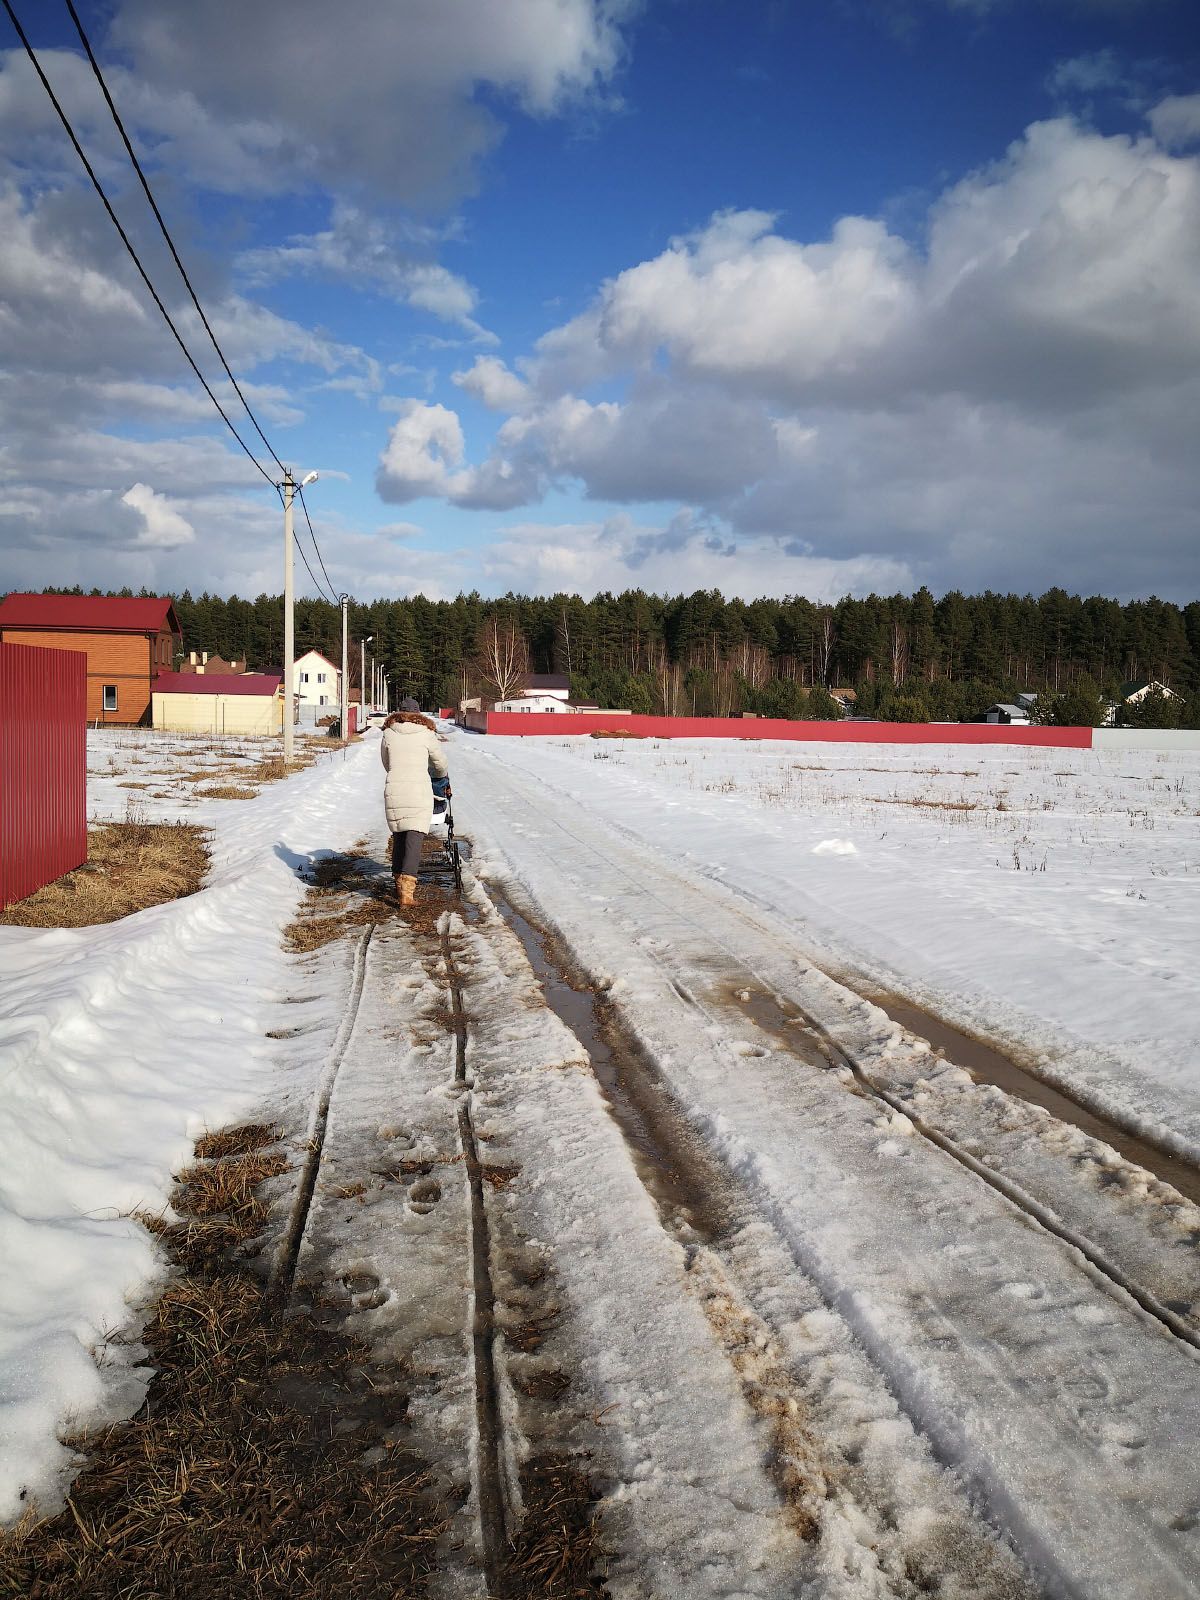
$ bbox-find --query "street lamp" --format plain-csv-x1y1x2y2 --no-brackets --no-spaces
340,595,349,745
282,468,319,766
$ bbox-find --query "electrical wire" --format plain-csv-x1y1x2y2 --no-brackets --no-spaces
294,530,335,603
0,0,279,487
297,484,338,602
8,0,340,605
61,0,289,479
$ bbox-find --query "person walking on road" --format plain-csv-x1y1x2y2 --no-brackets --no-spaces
381,697,448,908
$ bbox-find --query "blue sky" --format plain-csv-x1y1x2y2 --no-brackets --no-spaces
1,0,1199,603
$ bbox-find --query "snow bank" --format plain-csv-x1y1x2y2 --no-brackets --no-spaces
0,736,381,1521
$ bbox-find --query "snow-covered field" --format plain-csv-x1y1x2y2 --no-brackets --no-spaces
463,734,1200,1155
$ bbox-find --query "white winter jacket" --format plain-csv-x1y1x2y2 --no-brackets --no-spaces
380,714,448,833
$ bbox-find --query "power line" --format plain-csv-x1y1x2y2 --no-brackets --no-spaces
297,484,338,601
294,528,336,604
61,0,288,479
0,0,277,486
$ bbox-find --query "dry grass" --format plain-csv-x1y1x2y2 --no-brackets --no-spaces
282,841,464,953
0,818,208,928
0,1125,446,1599
499,1461,607,1597
863,795,978,812
589,729,643,740
175,1150,290,1218
194,783,258,800
194,1124,281,1161
283,887,397,953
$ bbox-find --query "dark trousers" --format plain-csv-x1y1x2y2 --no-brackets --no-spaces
390,830,424,877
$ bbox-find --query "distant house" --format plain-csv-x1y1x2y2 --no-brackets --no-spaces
292,649,341,710
489,672,572,713
493,692,573,714
1120,680,1180,706
179,651,246,675
523,673,570,701
0,592,181,725
978,703,1031,726
829,687,857,712
152,671,284,736
1104,680,1182,726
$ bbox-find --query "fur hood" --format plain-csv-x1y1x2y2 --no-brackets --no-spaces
382,710,437,732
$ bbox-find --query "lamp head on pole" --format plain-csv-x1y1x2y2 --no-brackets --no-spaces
300,470,319,487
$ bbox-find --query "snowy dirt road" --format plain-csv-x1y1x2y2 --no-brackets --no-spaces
437,730,1200,1600
275,850,1040,1599
8,727,1198,1597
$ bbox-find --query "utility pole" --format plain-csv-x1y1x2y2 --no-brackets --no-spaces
362,634,373,722
282,471,294,766
281,468,318,765
340,594,349,744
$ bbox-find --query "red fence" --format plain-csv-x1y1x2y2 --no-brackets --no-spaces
1,642,87,908
469,711,1094,749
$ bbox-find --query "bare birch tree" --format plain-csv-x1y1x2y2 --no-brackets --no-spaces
814,608,836,686
890,620,909,687
732,640,772,690
475,617,529,705
651,645,685,716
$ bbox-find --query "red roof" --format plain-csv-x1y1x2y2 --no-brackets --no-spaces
0,592,180,635
154,672,282,697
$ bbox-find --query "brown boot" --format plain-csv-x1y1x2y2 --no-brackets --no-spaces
398,874,418,908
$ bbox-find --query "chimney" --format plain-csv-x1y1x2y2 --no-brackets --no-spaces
189,650,198,666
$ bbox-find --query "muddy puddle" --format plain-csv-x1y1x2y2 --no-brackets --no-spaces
487,886,733,1241
859,991,1200,1206
713,967,1200,1207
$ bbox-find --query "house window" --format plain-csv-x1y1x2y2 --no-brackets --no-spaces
102,684,118,712
317,672,326,683
301,672,309,683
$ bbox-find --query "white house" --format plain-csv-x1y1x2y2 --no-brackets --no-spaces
522,673,570,701
494,693,574,713
1104,680,1182,725
293,649,341,710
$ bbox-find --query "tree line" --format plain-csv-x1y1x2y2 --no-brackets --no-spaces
34,584,1200,726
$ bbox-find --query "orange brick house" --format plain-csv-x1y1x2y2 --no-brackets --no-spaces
0,593,182,725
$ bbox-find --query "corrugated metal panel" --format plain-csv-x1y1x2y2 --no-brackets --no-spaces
0,642,87,909
482,712,1096,748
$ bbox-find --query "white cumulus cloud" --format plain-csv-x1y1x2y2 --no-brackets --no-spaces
378,108,1200,595
119,483,196,548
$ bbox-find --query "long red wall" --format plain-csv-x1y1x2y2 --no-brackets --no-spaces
475,712,1094,748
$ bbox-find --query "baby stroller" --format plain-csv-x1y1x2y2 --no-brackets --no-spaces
430,776,464,897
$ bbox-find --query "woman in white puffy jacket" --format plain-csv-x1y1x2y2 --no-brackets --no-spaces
380,701,448,906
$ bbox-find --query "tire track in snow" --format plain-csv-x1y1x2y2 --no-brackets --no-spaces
270,923,374,1299
441,917,509,1586
455,745,1200,1598
476,754,1200,1357
733,982,1200,1356
483,880,1040,1597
